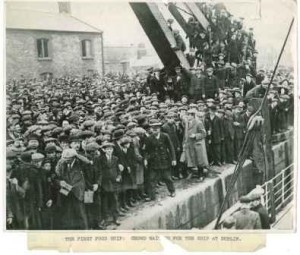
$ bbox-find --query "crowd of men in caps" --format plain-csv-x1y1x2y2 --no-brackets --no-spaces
6,4,294,231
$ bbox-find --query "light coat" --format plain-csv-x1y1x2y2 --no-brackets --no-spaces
183,118,208,167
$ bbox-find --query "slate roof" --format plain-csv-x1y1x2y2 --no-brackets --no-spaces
6,9,102,34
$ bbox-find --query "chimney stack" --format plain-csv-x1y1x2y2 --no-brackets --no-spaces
58,2,71,14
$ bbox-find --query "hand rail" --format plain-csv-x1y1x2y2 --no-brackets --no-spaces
210,163,294,229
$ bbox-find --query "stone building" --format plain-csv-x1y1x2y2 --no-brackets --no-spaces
6,4,104,80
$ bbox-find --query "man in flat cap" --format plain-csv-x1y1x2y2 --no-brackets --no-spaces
83,143,104,229
173,66,189,102
118,136,137,210
233,104,246,159
10,152,44,230
231,195,262,229
270,98,279,135
249,190,270,229
149,68,166,101
100,142,122,226
183,108,208,181
144,119,176,200
204,105,223,166
162,112,181,180
172,29,186,52
202,67,219,99
56,148,88,230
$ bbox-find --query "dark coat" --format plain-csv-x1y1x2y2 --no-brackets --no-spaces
161,123,181,152
144,132,176,170
232,209,262,230
223,116,235,140
100,154,121,192
215,66,227,89
252,204,271,229
245,85,267,99
202,75,219,98
56,158,86,202
83,155,102,191
233,113,246,140
243,80,256,97
11,162,43,229
174,33,186,52
150,75,165,100
228,40,240,63
173,74,189,98
270,104,279,134
204,115,224,144
182,68,203,98
117,145,137,190
242,112,252,133
40,170,59,207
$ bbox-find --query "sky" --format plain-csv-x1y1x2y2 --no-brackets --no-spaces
5,0,296,68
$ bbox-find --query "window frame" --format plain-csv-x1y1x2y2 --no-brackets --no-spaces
37,38,51,61
81,39,94,59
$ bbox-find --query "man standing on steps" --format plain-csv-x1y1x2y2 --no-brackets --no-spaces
144,119,176,201
202,67,219,99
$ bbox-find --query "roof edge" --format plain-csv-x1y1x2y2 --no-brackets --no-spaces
69,15,103,34
6,27,102,34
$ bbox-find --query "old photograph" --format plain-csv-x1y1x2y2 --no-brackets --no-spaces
5,0,296,233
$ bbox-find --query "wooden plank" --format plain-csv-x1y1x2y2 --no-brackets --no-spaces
130,2,190,70
167,3,191,36
184,2,209,30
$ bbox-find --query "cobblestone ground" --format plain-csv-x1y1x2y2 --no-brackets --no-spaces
106,164,234,230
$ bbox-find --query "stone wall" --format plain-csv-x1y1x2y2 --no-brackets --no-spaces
6,29,103,80
118,135,293,230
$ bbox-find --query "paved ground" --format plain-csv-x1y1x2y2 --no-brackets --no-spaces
105,164,235,230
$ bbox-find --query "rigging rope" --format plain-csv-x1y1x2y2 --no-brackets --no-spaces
214,18,294,229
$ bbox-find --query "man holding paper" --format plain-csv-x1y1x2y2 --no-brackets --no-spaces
56,148,88,230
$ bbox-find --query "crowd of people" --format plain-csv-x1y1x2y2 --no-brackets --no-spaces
162,2,257,101
5,2,294,230
6,65,293,230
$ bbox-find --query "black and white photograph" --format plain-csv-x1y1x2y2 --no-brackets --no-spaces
4,0,296,235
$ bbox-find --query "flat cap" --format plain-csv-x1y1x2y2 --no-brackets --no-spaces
101,141,115,148
62,148,77,159
83,120,95,128
31,153,45,161
45,144,57,153
120,136,132,145
85,142,100,152
240,195,251,203
149,119,162,127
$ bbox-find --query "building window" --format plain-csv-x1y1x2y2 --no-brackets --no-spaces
81,39,93,58
37,39,49,58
